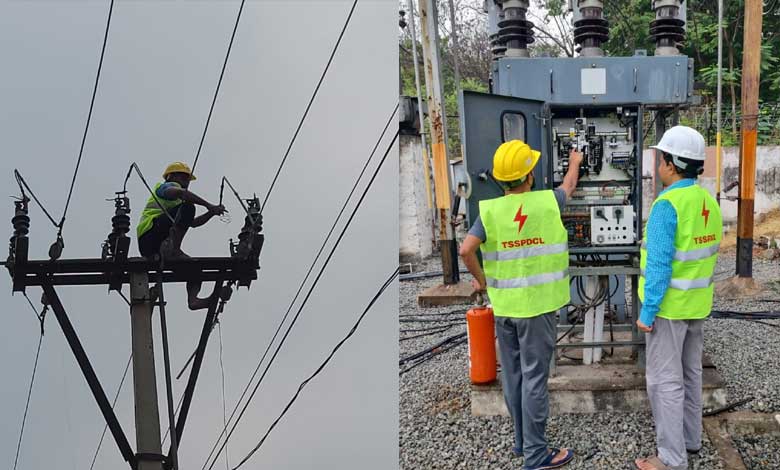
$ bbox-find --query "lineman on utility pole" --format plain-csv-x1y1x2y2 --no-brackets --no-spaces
459,140,581,470
635,126,722,470
136,161,227,310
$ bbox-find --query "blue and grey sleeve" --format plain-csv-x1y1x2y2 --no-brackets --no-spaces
156,182,181,201
639,200,678,326
468,215,486,242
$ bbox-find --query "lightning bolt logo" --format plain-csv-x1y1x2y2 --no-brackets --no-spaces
514,205,528,233
702,200,710,227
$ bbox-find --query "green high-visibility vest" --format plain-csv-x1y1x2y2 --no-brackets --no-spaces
136,182,183,238
638,184,722,320
479,190,570,318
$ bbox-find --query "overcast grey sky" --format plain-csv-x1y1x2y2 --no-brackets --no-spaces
0,1,397,469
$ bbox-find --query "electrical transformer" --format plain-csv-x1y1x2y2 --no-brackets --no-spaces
460,0,693,366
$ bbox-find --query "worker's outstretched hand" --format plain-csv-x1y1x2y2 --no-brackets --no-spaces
636,319,653,333
208,204,227,216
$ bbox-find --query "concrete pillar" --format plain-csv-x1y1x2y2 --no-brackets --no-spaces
400,133,434,264
129,271,164,470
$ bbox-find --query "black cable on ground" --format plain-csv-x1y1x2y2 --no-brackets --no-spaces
400,338,468,375
202,129,399,470
399,332,467,366
230,268,399,469
200,104,397,469
399,308,467,318
60,0,115,235
191,0,246,173
260,0,359,212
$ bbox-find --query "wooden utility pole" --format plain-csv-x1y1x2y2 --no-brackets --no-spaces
419,0,459,284
736,0,763,277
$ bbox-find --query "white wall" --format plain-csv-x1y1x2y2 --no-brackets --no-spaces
400,133,434,262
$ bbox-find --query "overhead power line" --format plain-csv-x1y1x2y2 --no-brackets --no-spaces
260,0,359,212
203,126,399,470
200,102,397,467
231,267,399,469
60,0,115,235
191,0,247,173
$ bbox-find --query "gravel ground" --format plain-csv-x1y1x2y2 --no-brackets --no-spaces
399,252,780,469
734,434,780,470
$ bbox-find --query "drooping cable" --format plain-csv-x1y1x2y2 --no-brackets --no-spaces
203,129,399,470
88,291,132,470
191,0,246,173
199,103,397,468
230,268,399,469
59,0,115,234
14,170,59,229
88,353,132,470
217,321,230,470
123,162,176,224
260,0,359,212
13,297,47,470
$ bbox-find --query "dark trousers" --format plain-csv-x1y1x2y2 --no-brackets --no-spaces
495,313,556,468
138,203,195,257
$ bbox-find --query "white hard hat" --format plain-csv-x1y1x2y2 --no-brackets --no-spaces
650,125,706,168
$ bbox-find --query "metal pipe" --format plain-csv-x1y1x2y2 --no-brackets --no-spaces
716,0,723,204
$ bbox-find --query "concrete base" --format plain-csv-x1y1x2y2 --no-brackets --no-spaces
714,276,763,299
703,412,780,470
417,281,478,307
472,359,727,416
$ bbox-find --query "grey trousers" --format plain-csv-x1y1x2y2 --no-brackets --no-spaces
646,317,704,470
495,313,556,468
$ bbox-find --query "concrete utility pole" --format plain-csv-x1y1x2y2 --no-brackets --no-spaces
419,0,459,284
407,0,436,228
129,271,164,470
736,0,763,277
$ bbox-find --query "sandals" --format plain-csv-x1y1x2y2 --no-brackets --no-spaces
523,448,574,470
634,456,671,470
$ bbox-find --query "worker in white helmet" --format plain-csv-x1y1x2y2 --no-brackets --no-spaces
634,126,723,470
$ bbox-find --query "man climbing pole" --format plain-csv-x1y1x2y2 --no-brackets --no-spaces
136,161,226,310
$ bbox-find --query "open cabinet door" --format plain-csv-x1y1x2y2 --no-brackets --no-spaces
459,91,549,228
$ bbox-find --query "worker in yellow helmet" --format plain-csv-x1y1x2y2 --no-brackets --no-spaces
460,140,582,470
136,162,226,310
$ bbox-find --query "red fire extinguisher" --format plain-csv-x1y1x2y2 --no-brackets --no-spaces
466,302,497,384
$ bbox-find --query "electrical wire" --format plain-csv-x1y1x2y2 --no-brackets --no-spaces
217,321,230,470
59,0,115,235
230,267,399,469
88,353,132,470
199,103,397,468
88,290,131,470
260,0,359,212
191,0,246,173
202,129,399,470
14,170,59,229
13,298,47,470
122,162,176,224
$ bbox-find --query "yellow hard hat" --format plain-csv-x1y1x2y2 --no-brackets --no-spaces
162,162,196,181
492,140,541,182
